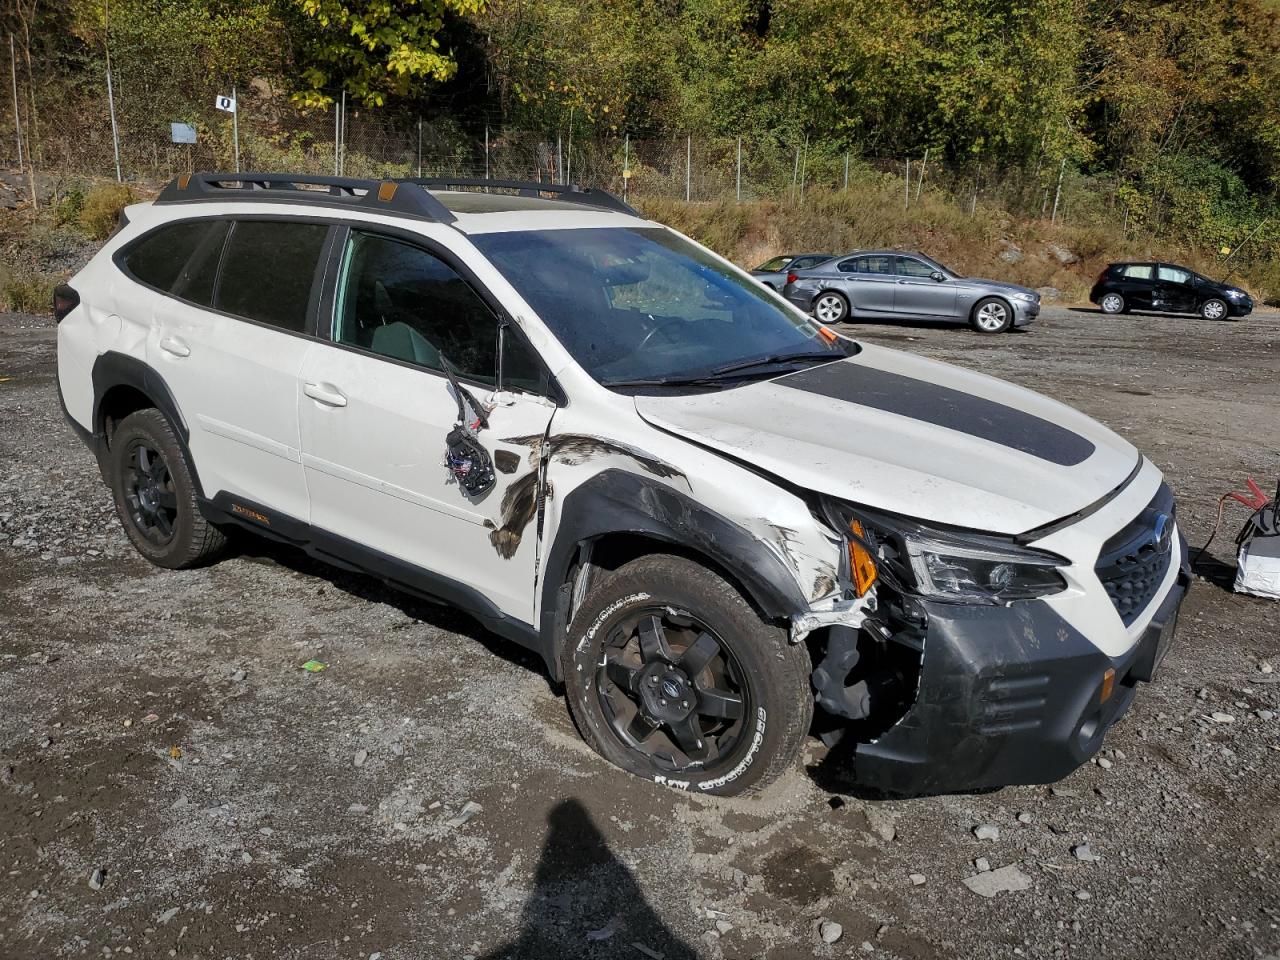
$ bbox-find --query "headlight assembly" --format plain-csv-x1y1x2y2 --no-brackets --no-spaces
823,498,1068,604
1011,291,1037,303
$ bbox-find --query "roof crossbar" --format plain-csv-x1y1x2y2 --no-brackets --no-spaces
155,172,459,224
407,177,639,217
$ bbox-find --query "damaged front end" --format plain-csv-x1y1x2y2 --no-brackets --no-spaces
800,497,1190,794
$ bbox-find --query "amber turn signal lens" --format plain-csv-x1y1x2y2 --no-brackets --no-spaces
847,519,878,597
1099,667,1116,704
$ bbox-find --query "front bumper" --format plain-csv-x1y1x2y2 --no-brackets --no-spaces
851,541,1191,794
1012,298,1040,327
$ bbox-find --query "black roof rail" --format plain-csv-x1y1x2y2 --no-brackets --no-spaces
155,172,458,224
409,177,639,217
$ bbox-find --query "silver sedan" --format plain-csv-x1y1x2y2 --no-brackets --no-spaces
783,250,1040,334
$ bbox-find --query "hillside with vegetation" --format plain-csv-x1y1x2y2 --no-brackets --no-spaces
1,0,1278,304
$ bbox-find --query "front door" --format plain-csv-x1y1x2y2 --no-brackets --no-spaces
297,227,557,624
893,255,958,317
1153,264,1197,314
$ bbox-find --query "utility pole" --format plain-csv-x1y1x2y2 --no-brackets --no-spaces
231,85,240,173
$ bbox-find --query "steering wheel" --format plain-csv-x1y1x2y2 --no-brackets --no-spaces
635,317,687,353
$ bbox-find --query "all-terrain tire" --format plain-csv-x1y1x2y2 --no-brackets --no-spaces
108,408,226,569
562,554,813,796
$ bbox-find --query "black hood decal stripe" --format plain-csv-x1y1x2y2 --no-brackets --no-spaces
778,363,1096,467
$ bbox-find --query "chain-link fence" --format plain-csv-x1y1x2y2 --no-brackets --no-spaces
0,60,1128,228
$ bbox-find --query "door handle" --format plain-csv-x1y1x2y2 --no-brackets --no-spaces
303,381,347,407
159,336,190,358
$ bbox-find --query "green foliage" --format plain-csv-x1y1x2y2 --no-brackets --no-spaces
0,267,56,314
79,183,135,240
287,0,487,108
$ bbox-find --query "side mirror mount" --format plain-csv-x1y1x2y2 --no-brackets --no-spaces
931,271,946,282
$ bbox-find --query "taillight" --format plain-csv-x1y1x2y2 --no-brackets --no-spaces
53,283,80,322
786,272,799,284
1095,269,1109,284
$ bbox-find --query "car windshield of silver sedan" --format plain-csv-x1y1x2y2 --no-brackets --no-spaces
473,227,852,389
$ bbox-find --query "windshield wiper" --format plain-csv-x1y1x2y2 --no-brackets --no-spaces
709,350,840,377
601,374,728,389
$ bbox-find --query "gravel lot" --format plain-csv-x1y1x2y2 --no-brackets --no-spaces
1,304,1278,960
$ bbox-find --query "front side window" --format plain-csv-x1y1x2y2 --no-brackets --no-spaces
334,231,498,384
896,257,937,278
123,220,213,292
215,221,329,332
472,227,847,387
790,255,829,270
1122,264,1154,280
1157,265,1191,284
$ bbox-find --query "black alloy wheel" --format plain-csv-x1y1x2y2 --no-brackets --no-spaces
597,608,748,771
123,440,178,545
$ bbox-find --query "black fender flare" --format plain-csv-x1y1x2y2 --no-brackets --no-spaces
90,351,204,495
538,469,812,681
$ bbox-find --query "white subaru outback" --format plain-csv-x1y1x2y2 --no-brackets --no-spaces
56,173,1190,796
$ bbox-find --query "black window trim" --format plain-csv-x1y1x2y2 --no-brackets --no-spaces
113,212,340,344
317,222,564,404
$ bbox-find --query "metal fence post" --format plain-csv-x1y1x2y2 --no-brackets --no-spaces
417,116,422,178
333,95,340,176
844,152,849,191
904,159,910,210
685,135,691,202
799,135,808,200
8,35,22,173
735,135,741,202
231,85,240,173
484,124,489,180
1051,157,1066,223
623,132,629,202
916,147,928,201
566,110,573,186
104,66,122,182
339,90,346,176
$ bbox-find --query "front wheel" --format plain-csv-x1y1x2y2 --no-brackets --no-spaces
563,555,813,796
1099,292,1125,315
813,291,849,324
1199,298,1228,321
971,297,1013,333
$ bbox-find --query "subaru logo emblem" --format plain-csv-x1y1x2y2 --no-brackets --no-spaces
1152,513,1172,550
661,678,681,699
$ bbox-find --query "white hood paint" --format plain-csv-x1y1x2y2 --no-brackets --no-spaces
634,344,1139,536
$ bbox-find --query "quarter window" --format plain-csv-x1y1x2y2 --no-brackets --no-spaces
1122,264,1154,280
215,221,328,333
334,231,498,384
123,220,213,292
170,221,228,307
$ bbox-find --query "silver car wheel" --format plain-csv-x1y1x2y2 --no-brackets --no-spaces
1202,299,1226,320
1100,293,1124,314
975,302,1008,331
814,293,847,324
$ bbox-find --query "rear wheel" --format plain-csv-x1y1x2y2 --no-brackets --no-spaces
971,297,1013,333
563,555,812,796
1199,298,1228,321
813,291,849,324
1099,292,1125,315
108,409,226,569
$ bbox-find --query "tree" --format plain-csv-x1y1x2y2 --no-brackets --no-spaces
286,0,487,108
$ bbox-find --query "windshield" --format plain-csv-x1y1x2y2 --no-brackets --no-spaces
472,227,849,388
755,256,792,271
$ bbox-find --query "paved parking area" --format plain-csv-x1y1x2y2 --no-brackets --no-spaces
1,305,1278,959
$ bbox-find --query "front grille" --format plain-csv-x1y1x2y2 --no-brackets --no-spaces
1095,484,1175,626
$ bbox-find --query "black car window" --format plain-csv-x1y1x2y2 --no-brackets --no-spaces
1121,264,1154,280
837,258,858,273
123,220,214,293
170,221,229,307
215,221,328,333
1157,265,1191,284
790,255,827,270
896,257,936,278
756,256,791,271
334,230,498,384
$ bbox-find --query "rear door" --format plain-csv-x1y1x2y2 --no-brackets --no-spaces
893,255,958,318
1117,263,1156,309
1153,264,1197,314
137,216,329,521
297,225,558,624
838,254,896,313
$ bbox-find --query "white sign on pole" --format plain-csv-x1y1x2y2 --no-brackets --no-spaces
215,94,237,113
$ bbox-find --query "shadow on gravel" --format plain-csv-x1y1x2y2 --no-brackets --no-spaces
478,799,695,959
224,533,558,691
1190,550,1239,592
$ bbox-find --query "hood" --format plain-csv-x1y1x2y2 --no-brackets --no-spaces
959,277,1038,297
634,345,1139,536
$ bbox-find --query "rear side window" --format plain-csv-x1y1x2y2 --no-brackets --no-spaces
1121,264,1153,279
215,221,329,333
123,220,213,292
